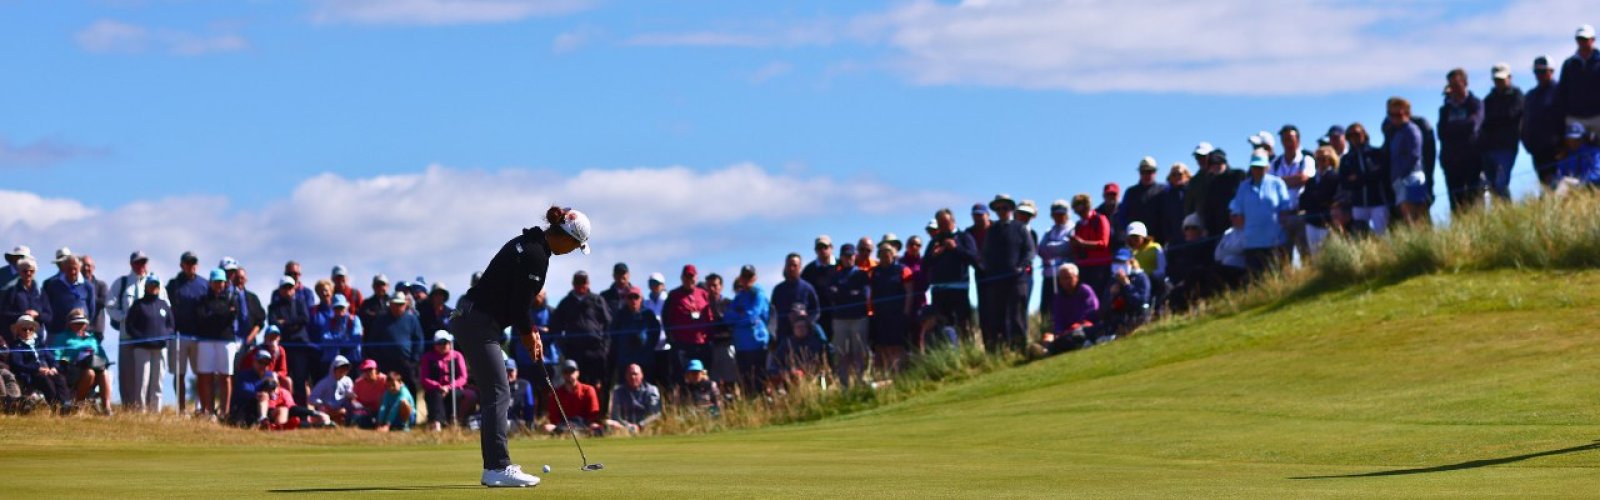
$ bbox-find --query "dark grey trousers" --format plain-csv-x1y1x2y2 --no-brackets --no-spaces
450,309,513,470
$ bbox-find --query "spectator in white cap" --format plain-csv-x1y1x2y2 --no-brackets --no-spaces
309,354,355,424
1526,56,1566,185
316,294,363,386
108,251,165,392
452,204,590,487
1,256,49,345
643,272,667,317
1,245,33,287
1559,25,1600,133
1482,62,1525,202
420,330,470,430
1125,222,1166,284
330,265,364,313
1118,156,1172,249
8,314,71,409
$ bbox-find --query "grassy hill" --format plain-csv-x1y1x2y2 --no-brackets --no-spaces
7,267,1600,498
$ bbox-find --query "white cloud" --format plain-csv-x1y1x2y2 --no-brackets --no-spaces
749,61,793,84
551,25,601,54
311,0,593,26
0,136,108,167
74,19,248,55
620,0,1588,95
1,163,952,296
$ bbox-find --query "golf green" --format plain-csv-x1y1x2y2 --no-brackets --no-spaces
6,270,1599,498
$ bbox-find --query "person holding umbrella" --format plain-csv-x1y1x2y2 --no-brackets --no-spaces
450,205,591,488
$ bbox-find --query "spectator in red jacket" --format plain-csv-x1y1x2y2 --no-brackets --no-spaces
663,264,715,386
1070,193,1113,303
542,359,602,436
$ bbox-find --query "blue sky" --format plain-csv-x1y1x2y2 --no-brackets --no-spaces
1,0,1591,301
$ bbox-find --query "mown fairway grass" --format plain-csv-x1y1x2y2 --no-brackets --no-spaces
6,269,1600,498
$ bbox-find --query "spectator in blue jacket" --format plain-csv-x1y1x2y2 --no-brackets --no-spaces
268,275,315,405
1559,25,1600,131
1,257,50,345
1229,151,1293,275
43,249,96,336
1388,97,1430,225
9,315,70,408
365,294,424,390
1437,68,1485,212
725,265,771,395
166,251,208,412
318,294,363,379
1554,123,1600,187
1525,56,1567,184
1103,249,1152,338
924,209,980,336
505,359,537,431
828,244,872,388
606,287,657,389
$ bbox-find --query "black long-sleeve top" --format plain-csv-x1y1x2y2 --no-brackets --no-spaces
461,227,551,337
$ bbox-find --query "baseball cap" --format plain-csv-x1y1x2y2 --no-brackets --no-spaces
219,257,239,271
430,282,448,295
970,202,989,216
624,286,642,298
925,219,939,233
332,265,349,277
209,269,227,282
613,262,629,275
144,275,161,286
5,245,30,258
1017,200,1037,216
360,359,378,370
1183,213,1204,230
504,358,518,371
648,272,665,285
129,250,149,263
881,233,903,251
278,276,296,288
1491,62,1511,80
332,294,349,309
1103,182,1120,195
54,247,74,263
1567,122,1588,139
68,309,89,325
814,235,832,248
558,209,592,255
372,273,388,285
332,355,351,369
1126,222,1148,238
432,331,453,344
1534,55,1552,71
1192,141,1215,156
389,293,408,305
685,359,705,372
262,325,281,337
180,251,199,264
1050,199,1070,214
839,242,857,256
682,264,698,276
254,349,274,362
561,359,580,372
1207,148,1228,164
1138,156,1158,172
1578,24,1595,39
1327,125,1346,138
1249,151,1271,168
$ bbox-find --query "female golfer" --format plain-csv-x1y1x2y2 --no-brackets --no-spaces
453,205,590,488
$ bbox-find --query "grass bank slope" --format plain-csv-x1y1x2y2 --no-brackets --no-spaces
6,270,1600,498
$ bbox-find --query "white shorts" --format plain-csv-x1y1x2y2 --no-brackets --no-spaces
196,340,240,375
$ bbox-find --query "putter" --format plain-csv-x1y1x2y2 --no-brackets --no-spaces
542,371,605,472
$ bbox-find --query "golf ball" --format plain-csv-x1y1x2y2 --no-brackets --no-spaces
542,465,551,473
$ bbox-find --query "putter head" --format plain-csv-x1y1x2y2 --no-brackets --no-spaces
581,463,605,472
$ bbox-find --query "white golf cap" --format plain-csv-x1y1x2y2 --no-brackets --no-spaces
54,247,74,263
433,330,454,343
1138,156,1158,171
648,272,666,284
332,265,349,277
7,245,32,258
559,209,592,255
219,257,239,271
1578,24,1596,39
1193,142,1215,156
1126,222,1149,238
1491,62,1511,80
278,276,296,288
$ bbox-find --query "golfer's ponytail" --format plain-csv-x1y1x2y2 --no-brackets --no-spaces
545,206,566,227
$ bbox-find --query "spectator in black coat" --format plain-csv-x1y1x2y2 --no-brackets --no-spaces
1118,156,1171,245
8,315,70,408
1437,67,1486,212
1482,62,1525,201
550,271,612,391
1524,56,1566,184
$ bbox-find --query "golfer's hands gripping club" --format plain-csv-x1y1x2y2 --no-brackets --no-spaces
522,330,544,361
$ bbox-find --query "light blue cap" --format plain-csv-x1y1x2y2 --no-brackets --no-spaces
332,294,350,308
686,359,705,372
208,269,227,282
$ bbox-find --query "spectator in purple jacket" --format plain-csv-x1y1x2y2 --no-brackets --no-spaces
1437,67,1485,212
1034,264,1099,357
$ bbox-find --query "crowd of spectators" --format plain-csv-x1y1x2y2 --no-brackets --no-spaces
2,26,1599,434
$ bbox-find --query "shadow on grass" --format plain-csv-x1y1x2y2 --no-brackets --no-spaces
1291,441,1600,479
267,485,484,493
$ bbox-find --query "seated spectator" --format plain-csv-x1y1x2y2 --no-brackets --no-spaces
1214,220,1249,277
256,373,333,430
1103,250,1153,338
677,359,721,417
347,360,388,425
309,355,355,424
1124,222,1166,310
1032,264,1100,357
370,370,416,432
1326,198,1375,240
8,315,70,410
419,331,470,430
229,350,288,426
1554,123,1600,188
0,341,19,413
318,294,363,375
916,306,959,350
506,359,537,431
1164,214,1221,313
767,313,830,391
53,309,112,414
543,359,602,436
606,363,661,435
239,325,289,381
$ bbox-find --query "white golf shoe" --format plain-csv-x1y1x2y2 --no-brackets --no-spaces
482,465,542,488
